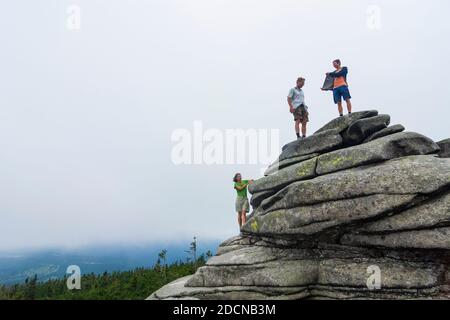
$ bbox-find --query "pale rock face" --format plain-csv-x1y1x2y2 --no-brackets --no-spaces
341,114,391,145
438,139,450,158
150,111,450,300
364,124,405,143
279,129,343,161
314,110,379,134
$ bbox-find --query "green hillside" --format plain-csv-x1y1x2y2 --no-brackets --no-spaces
0,251,211,300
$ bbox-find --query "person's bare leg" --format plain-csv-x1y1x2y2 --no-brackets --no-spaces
241,211,247,225
345,99,352,114
238,212,242,227
295,120,301,137
301,121,307,137
337,102,343,115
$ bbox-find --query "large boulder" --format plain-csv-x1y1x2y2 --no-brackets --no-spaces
364,124,405,143
152,244,448,300
341,114,391,145
361,191,450,233
341,227,450,250
279,129,343,161
261,155,450,212
314,110,379,134
243,194,417,236
257,132,439,194
150,111,450,300
316,132,439,175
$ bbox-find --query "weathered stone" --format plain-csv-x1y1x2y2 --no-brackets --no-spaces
341,227,450,250
206,246,280,266
250,190,277,209
308,286,441,300
361,191,450,233
185,246,442,290
148,275,310,300
314,110,379,134
186,260,319,287
217,235,257,250
243,194,417,236
342,114,391,145
438,139,450,158
149,111,450,301
216,236,256,255
364,124,405,143
317,258,441,289
316,132,440,175
264,153,319,176
150,267,443,300
262,155,450,212
279,129,343,161
150,244,450,299
249,157,317,194
148,276,200,300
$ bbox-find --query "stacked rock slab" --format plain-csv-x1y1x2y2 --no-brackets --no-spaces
438,139,450,158
150,111,450,300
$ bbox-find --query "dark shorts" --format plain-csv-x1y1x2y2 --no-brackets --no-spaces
333,86,352,104
293,105,309,123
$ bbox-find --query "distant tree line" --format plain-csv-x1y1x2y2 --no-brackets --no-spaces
0,239,213,300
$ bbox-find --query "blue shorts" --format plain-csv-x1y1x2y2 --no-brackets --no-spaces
333,86,351,104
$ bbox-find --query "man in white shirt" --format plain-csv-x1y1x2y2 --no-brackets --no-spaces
287,77,309,139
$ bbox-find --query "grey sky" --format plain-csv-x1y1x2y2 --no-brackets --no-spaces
1,0,449,251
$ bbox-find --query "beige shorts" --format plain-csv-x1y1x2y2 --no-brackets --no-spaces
235,197,250,213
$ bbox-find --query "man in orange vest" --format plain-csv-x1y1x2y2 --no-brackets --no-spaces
326,59,353,117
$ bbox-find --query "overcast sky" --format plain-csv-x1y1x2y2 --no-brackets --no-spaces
1,0,449,252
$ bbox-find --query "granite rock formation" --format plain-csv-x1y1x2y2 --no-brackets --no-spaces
150,111,450,300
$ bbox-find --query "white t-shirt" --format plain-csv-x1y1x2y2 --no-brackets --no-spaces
288,87,305,109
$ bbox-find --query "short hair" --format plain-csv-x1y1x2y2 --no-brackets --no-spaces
333,59,341,65
233,173,241,182
297,77,305,82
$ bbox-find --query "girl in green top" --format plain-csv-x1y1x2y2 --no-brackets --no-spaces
233,173,254,228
